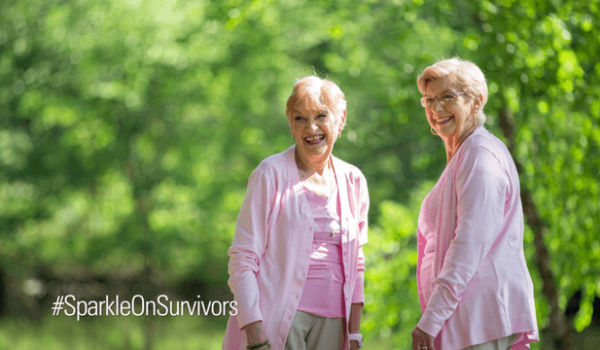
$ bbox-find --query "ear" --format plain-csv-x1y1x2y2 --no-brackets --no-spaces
472,93,484,110
339,110,347,132
287,114,294,132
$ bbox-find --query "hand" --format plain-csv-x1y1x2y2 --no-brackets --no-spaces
411,326,436,350
350,339,360,350
243,321,268,348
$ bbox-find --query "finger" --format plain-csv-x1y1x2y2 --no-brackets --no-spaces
416,342,428,350
428,335,436,350
418,339,433,350
412,331,423,350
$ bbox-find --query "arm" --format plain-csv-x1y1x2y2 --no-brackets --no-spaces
416,227,427,313
417,145,508,337
227,169,275,337
350,174,369,349
349,247,365,350
412,225,435,349
243,321,268,348
349,303,363,350
351,173,369,305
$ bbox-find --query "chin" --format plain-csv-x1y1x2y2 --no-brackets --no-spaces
300,143,326,155
309,147,329,156
438,123,457,135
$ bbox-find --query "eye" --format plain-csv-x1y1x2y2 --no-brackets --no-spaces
442,94,455,99
294,116,303,121
318,114,327,118
426,98,435,103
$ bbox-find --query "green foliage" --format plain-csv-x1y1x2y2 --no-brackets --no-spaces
0,0,598,347
363,182,432,345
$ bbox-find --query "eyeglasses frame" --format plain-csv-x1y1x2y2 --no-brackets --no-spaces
420,91,466,108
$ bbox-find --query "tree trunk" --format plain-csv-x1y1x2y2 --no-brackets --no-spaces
497,108,573,350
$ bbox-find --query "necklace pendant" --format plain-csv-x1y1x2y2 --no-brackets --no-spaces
329,231,334,237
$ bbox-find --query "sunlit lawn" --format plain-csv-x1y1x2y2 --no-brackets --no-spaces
0,312,394,350
0,313,227,350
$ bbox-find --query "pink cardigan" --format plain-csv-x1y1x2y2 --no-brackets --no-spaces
223,146,369,350
417,126,539,350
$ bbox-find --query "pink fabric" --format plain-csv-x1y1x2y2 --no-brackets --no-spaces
223,145,369,350
416,126,539,350
297,183,345,318
418,191,436,305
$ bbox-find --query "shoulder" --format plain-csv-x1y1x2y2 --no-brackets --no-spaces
462,126,501,149
333,156,369,203
333,155,367,184
459,127,510,167
454,128,513,187
253,146,295,178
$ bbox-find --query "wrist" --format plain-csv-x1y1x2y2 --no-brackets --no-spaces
247,339,270,350
244,321,266,344
349,333,363,348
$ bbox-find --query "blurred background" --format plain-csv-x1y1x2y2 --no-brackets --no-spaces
0,0,598,348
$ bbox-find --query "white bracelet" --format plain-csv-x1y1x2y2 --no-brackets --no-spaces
349,333,363,348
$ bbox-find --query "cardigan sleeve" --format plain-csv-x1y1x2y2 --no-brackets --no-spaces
417,227,427,314
227,168,275,329
352,173,369,304
417,144,509,337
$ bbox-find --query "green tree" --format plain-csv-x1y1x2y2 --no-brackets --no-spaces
0,0,598,348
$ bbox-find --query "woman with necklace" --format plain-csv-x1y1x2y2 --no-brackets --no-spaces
223,76,369,350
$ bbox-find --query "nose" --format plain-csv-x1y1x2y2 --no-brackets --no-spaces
432,100,444,111
307,119,318,132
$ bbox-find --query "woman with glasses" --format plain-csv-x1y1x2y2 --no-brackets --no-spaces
410,58,539,350
223,76,369,350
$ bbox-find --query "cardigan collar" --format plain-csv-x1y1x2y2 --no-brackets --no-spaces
284,145,350,238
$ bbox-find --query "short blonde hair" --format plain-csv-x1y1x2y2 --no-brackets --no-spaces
286,76,347,120
417,58,488,125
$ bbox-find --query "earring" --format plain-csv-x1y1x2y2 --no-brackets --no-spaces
431,127,438,135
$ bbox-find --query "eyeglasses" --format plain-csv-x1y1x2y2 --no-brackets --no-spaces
420,92,465,108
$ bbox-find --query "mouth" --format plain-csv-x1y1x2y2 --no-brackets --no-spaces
304,134,325,145
437,116,453,125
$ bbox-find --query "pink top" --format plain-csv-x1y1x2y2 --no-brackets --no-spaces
297,183,345,318
416,126,539,350
223,146,369,350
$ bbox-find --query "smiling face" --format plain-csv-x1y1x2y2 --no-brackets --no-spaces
288,100,346,166
423,76,478,139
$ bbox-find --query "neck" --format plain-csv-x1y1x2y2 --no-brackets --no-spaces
295,150,330,175
441,125,478,163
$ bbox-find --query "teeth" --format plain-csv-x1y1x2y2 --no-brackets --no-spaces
306,135,324,141
439,117,452,123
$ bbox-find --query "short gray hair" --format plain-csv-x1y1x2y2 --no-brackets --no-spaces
417,58,488,125
286,76,347,120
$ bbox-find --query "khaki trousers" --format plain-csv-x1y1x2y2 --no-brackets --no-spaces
462,333,519,350
284,310,344,350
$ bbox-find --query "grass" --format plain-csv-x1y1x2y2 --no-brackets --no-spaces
0,313,397,350
0,313,228,350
